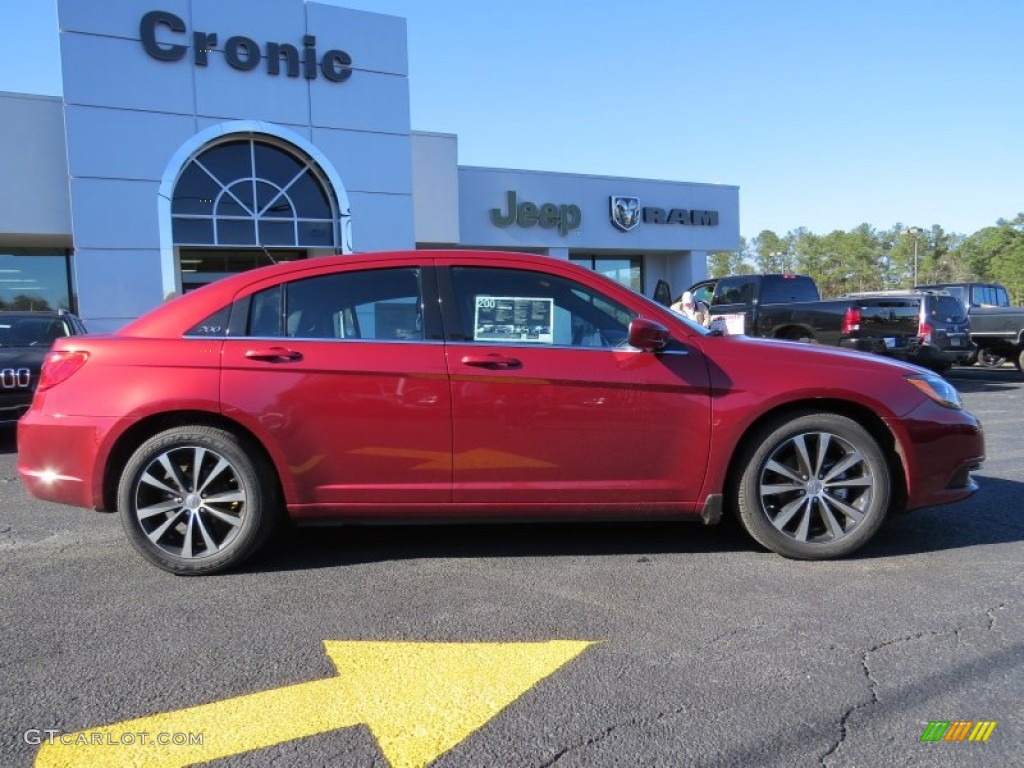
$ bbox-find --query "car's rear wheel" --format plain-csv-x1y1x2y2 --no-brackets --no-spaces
978,348,1007,368
735,412,890,559
782,329,816,344
118,426,277,575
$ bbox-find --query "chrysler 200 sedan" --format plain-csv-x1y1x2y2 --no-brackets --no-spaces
17,251,984,574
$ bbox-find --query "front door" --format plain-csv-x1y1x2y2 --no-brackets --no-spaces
437,258,712,511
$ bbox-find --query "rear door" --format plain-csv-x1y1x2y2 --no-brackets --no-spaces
219,259,452,512
437,256,713,510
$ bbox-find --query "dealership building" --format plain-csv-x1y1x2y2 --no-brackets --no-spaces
0,0,739,332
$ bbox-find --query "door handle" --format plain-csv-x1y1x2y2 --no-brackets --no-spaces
460,353,522,369
245,347,303,362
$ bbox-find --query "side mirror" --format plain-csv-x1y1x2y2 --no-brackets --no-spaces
628,317,670,351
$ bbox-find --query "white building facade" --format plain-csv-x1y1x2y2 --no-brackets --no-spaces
0,0,739,332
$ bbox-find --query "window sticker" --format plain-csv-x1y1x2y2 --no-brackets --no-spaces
474,296,554,343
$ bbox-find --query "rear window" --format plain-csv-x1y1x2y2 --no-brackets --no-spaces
930,296,967,322
972,285,1009,307
759,276,820,304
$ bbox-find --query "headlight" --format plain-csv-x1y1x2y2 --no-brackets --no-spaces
905,373,963,409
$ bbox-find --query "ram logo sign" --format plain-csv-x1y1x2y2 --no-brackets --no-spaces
610,196,640,231
610,196,719,231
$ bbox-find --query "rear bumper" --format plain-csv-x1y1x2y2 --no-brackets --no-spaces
17,411,117,510
839,338,974,367
905,343,976,367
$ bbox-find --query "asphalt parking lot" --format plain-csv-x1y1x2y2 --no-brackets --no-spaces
1,365,1021,768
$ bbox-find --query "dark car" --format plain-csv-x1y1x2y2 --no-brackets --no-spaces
843,290,973,372
0,310,88,424
687,276,940,361
17,251,983,575
915,281,1024,369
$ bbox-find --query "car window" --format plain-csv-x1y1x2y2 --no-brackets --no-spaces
690,283,715,307
759,276,819,304
971,285,1009,308
941,286,967,309
448,266,637,348
930,296,967,322
244,267,423,341
0,316,70,348
187,305,234,337
713,276,756,306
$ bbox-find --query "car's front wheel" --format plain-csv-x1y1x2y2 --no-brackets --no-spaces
118,426,277,575
735,412,891,559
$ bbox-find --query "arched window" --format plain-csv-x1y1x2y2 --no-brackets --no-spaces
171,137,339,249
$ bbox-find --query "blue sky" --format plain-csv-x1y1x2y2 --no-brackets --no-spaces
3,0,1022,243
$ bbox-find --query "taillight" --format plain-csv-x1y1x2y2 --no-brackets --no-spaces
37,350,89,392
842,307,861,334
919,321,934,344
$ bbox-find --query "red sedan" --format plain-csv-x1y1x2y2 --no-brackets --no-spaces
17,251,984,574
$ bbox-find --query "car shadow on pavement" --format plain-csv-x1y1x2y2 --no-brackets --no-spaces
246,517,758,574
246,474,1024,572
946,367,1022,393
856,474,1024,558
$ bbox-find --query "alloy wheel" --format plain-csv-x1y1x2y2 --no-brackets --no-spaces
132,445,247,559
757,430,877,545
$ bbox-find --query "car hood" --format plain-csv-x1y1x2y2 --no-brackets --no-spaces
695,333,935,418
736,334,927,371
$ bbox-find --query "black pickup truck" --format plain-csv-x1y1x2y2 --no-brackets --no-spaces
686,274,970,371
915,282,1024,369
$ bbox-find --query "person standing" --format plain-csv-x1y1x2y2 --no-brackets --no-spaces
671,290,709,327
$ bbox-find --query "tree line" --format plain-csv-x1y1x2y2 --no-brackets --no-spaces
708,213,1024,302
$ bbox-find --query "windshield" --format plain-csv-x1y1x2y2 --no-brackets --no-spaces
0,316,70,348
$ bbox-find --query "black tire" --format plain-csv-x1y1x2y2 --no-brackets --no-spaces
117,426,278,575
978,348,1007,368
1016,347,1024,372
734,412,891,559
781,329,816,344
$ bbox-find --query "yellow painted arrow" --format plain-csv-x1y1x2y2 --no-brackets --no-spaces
35,640,594,768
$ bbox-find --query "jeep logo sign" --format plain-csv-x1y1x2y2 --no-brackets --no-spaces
490,191,581,236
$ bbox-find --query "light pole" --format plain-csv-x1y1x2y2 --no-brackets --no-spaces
908,226,921,286
770,250,790,273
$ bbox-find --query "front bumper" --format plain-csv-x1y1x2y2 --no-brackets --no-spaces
885,401,984,511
